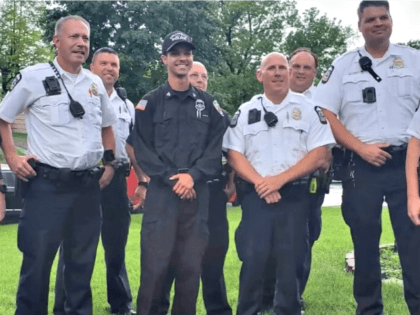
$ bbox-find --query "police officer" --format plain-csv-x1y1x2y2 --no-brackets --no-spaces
0,16,117,315
261,48,329,313
131,31,225,315
224,52,335,315
313,1,420,314
53,47,136,315
158,61,233,315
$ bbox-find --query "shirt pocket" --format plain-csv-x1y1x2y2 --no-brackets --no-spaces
342,74,370,105
38,94,71,126
188,109,210,145
243,122,269,159
118,111,131,142
387,69,414,97
282,119,309,155
87,97,102,127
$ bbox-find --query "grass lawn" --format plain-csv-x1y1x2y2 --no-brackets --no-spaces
0,207,409,315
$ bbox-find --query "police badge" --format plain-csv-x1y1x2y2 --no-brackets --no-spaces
195,99,205,118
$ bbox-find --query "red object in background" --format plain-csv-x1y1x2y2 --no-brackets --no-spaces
126,168,139,205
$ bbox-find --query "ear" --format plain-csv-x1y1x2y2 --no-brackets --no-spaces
256,69,263,83
52,34,59,49
161,54,168,66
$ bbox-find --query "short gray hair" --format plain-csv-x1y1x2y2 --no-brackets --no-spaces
54,15,90,36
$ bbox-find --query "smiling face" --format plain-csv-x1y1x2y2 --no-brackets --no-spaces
289,51,317,93
188,62,208,91
161,43,193,79
358,5,392,46
53,19,90,73
90,52,120,90
257,53,289,99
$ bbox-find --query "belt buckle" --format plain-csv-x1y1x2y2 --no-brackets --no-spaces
178,168,189,174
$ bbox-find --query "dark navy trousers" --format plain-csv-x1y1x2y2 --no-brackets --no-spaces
158,181,232,315
15,175,101,315
236,184,310,315
261,191,323,311
54,170,133,314
342,153,420,315
136,179,209,315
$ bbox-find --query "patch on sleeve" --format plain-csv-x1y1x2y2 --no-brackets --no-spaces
230,110,241,128
213,100,224,116
314,106,327,124
321,66,334,84
10,73,22,91
136,99,148,111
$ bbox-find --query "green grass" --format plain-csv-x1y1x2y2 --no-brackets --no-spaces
0,207,409,315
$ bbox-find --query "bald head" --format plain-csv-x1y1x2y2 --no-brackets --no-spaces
259,53,288,71
189,61,208,91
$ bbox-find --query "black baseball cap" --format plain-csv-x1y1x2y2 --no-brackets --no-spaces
161,31,195,55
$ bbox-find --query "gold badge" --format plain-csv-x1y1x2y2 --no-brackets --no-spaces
393,58,404,69
91,83,99,96
292,108,301,121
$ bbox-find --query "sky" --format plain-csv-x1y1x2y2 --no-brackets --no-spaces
294,0,420,49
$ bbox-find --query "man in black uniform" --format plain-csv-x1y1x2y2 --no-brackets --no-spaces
157,61,233,315
131,31,225,315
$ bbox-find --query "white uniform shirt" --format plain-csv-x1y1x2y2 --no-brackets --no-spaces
313,44,420,146
0,58,117,170
109,89,135,162
223,93,335,177
303,85,316,99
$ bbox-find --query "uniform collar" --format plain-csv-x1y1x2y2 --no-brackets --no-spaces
354,43,401,63
163,81,198,100
261,92,291,112
53,57,85,79
110,88,120,102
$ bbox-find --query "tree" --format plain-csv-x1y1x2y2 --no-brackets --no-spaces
44,1,218,102
398,40,420,50
0,0,54,95
208,1,299,112
281,7,357,84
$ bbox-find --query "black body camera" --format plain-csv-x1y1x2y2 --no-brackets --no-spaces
43,76,61,96
362,87,376,104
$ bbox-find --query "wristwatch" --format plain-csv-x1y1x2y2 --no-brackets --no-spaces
138,181,148,188
0,184,7,194
103,150,118,170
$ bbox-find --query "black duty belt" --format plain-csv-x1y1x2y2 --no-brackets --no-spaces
35,162,104,183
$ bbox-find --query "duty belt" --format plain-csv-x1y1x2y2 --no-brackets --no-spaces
35,162,104,183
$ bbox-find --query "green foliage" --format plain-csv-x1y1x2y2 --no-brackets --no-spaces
281,7,357,84
208,1,298,113
398,40,420,50
380,245,402,281
41,1,355,113
45,1,218,102
0,0,54,96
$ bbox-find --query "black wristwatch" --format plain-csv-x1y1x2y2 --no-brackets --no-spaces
0,184,7,194
103,150,117,170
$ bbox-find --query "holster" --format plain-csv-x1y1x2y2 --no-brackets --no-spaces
234,175,253,205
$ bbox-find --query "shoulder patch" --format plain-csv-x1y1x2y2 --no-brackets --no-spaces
136,99,148,111
314,106,327,124
10,73,22,91
230,110,241,128
321,66,334,84
213,100,224,116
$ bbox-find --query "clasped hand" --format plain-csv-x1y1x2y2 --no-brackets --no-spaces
170,173,196,200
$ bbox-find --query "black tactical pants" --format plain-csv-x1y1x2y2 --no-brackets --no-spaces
158,180,232,315
15,173,101,315
342,152,420,315
236,184,310,315
261,190,324,311
54,170,133,314
136,179,209,315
